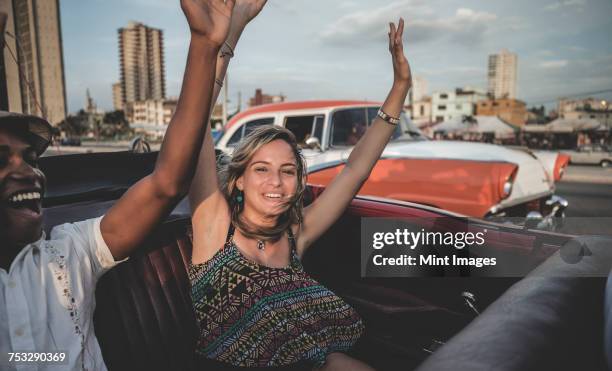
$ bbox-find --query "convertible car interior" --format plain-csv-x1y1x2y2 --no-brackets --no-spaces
40,151,611,371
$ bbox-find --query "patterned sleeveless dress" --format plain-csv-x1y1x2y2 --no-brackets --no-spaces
189,225,364,368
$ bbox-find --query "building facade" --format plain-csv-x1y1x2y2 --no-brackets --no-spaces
248,88,285,107
487,49,517,99
559,97,608,115
130,98,177,126
1,0,67,124
406,76,428,106
476,98,528,126
432,88,487,123
411,96,432,126
559,98,611,128
112,82,123,111
118,22,165,107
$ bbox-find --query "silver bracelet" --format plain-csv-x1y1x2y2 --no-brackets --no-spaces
377,109,400,125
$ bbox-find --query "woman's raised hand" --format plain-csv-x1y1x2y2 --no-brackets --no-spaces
388,18,412,86
181,0,236,46
232,0,268,28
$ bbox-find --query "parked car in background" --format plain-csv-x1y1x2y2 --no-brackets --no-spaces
217,101,569,225
564,144,612,167
59,137,82,146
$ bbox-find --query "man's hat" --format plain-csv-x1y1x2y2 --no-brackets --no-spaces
0,111,53,155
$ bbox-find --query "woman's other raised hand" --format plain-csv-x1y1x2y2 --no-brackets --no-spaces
388,18,412,87
232,0,268,29
181,0,236,46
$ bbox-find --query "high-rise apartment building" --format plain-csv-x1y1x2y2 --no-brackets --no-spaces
117,21,165,107
1,0,67,124
112,82,122,110
406,76,428,106
487,49,517,99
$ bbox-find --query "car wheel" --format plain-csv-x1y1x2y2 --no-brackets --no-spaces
601,160,611,168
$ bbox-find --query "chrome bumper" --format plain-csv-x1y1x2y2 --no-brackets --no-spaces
525,195,569,230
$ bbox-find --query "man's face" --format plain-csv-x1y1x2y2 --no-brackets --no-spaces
0,128,45,248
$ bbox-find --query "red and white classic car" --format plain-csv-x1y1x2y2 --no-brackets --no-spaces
216,101,569,222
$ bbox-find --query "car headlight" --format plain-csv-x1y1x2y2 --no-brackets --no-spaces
502,180,513,198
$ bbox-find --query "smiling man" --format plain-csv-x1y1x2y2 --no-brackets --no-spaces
0,113,49,257
0,0,243,369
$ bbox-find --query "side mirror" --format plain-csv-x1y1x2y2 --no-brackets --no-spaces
305,137,322,151
524,211,543,230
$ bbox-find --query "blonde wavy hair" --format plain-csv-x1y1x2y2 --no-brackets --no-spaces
219,125,307,242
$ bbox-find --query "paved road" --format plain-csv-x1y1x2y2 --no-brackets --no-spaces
562,164,612,184
556,167,612,235
557,182,612,217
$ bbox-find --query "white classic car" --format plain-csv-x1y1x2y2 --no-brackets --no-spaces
563,144,612,167
217,100,568,222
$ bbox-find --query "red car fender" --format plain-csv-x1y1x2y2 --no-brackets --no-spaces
307,158,518,218
554,153,571,181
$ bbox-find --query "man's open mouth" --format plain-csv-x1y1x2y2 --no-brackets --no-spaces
4,190,43,215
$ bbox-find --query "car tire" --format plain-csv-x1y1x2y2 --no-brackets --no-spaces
601,160,611,168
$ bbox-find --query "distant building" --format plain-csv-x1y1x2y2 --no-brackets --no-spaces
558,98,611,128
112,82,123,111
488,49,517,99
82,90,104,134
130,123,167,140
1,0,67,124
118,22,165,107
406,76,428,106
130,98,177,126
432,88,487,122
211,103,224,122
249,89,285,107
559,97,608,114
476,98,528,126
411,96,432,126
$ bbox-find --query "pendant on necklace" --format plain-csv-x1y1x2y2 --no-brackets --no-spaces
257,240,265,251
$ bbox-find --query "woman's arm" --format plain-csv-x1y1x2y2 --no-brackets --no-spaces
190,0,268,265
100,0,235,261
298,19,412,254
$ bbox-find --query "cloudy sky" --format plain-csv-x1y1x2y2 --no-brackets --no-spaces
60,0,612,113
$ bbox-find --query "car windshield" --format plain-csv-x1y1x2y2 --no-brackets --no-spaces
330,107,426,147
391,112,428,142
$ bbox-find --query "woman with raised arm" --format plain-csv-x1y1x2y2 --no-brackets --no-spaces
189,15,411,370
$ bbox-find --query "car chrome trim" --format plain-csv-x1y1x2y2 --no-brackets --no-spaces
488,190,556,215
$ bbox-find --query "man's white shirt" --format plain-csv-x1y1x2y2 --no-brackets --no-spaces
0,216,123,371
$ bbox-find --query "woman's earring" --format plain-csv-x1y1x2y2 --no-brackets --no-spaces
236,190,243,203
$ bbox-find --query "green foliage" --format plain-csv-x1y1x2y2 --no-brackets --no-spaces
57,110,89,137
101,110,132,138
58,109,133,140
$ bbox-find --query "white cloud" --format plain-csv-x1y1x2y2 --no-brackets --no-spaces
539,60,569,68
318,2,496,47
544,0,586,11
